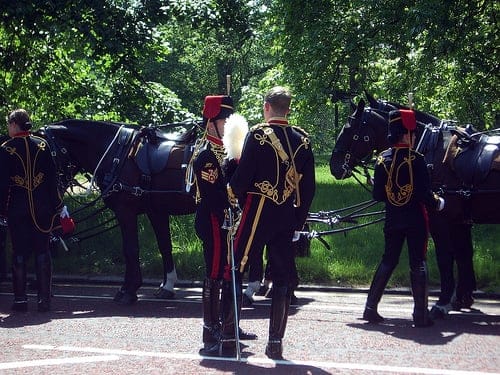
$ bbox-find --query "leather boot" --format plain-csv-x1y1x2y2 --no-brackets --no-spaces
200,280,240,357
410,262,433,327
36,253,52,312
265,285,290,360
11,255,28,312
363,262,393,323
200,278,221,350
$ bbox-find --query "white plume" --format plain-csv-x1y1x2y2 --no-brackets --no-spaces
223,113,249,160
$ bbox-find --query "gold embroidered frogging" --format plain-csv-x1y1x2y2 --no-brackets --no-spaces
5,142,47,190
380,148,415,207
1,136,58,233
252,127,308,205
11,172,45,189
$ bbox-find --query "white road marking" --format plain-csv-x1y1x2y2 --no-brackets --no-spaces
0,355,119,369
22,344,498,375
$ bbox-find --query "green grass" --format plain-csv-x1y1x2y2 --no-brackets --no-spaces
25,158,498,293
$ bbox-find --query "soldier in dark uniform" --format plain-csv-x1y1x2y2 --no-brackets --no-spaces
203,86,316,359
362,109,445,327
0,109,63,312
0,134,8,282
191,96,256,354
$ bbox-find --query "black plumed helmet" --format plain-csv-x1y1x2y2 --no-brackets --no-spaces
387,109,416,144
202,95,234,128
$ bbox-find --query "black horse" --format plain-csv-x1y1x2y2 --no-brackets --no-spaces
330,97,500,316
40,119,198,304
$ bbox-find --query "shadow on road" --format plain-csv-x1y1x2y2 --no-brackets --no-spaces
348,310,500,346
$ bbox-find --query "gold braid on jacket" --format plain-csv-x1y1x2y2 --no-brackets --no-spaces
382,147,415,207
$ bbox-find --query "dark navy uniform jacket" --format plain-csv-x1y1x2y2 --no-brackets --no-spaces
192,135,229,279
230,119,316,230
0,132,62,232
229,118,316,278
373,145,439,228
193,136,228,233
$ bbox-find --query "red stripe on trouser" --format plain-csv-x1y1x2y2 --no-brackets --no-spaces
209,213,222,279
233,194,254,257
223,194,254,280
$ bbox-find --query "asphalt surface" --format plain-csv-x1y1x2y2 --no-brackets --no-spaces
0,279,499,375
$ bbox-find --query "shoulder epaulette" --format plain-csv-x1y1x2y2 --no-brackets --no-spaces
292,125,309,137
250,123,268,132
376,148,392,164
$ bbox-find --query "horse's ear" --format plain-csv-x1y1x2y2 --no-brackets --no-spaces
357,99,365,113
364,90,378,107
350,99,357,112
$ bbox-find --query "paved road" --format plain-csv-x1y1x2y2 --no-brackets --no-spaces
0,280,499,374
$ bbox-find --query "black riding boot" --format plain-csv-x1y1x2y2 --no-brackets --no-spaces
410,262,433,327
200,278,221,351
200,280,241,357
265,285,290,360
363,262,394,323
36,253,52,312
11,255,28,312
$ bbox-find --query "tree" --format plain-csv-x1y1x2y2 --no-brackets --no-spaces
0,0,187,125
271,0,498,146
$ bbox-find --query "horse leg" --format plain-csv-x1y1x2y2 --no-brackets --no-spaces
429,214,456,319
146,211,177,300
113,212,141,305
451,223,476,310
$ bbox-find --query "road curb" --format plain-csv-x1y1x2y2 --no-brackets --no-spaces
39,274,500,300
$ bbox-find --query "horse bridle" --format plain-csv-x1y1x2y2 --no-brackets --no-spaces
41,126,81,193
335,109,377,189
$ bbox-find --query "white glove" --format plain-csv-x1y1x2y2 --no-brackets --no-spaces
437,197,445,211
292,231,301,242
60,205,69,218
0,216,7,227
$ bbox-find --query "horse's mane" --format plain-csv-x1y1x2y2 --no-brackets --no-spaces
53,119,127,129
364,92,442,126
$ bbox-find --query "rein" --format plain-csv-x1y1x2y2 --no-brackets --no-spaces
303,199,385,249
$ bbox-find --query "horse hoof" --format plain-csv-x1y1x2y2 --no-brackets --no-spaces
113,290,138,305
154,288,175,299
429,305,447,320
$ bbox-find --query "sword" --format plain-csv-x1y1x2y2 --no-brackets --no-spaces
222,206,241,361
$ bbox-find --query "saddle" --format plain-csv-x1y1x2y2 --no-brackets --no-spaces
446,128,500,186
133,130,176,175
130,126,196,187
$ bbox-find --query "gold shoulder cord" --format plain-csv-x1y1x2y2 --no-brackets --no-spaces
383,148,415,207
283,128,301,207
263,127,289,162
185,127,208,204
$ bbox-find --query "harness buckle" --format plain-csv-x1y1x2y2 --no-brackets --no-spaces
132,187,144,197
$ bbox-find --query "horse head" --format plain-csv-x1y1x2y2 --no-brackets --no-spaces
365,91,443,128
39,120,124,192
329,99,388,180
